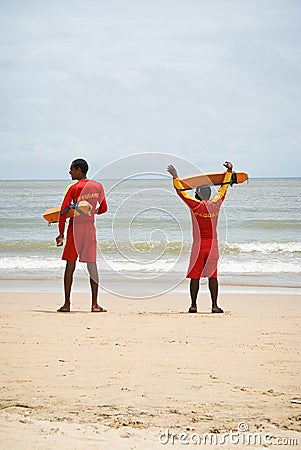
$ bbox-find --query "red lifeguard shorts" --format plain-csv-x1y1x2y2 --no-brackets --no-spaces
186,239,219,279
62,220,97,263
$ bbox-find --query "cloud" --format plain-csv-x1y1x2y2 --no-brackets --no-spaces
0,0,300,178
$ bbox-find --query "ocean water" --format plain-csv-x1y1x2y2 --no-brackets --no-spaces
0,178,300,297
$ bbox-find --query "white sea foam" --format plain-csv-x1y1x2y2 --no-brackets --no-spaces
219,260,301,274
101,258,179,273
1,255,299,275
0,257,66,270
225,241,301,254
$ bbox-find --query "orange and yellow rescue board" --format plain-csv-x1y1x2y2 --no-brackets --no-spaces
179,171,248,190
43,200,92,224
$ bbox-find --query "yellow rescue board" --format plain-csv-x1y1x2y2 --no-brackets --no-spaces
43,200,92,224
179,171,248,189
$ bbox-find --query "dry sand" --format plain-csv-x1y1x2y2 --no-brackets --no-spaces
0,291,300,449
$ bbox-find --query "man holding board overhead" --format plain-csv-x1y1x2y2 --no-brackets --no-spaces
167,161,233,313
56,158,108,313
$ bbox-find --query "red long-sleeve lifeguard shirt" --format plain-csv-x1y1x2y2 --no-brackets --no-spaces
58,179,108,236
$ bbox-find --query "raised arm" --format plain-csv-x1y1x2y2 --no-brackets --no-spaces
211,161,233,204
167,165,201,210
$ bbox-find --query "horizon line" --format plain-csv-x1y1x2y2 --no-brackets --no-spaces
1,176,301,182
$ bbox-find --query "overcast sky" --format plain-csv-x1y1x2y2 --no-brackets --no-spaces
1,0,300,179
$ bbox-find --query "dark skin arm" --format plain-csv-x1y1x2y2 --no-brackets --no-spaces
167,161,233,178
56,164,86,247
167,165,178,178
56,235,64,246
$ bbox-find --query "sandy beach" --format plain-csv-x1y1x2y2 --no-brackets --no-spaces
0,290,300,449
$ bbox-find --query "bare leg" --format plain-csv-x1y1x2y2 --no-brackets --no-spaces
57,260,76,312
87,262,106,312
209,277,223,313
189,278,199,312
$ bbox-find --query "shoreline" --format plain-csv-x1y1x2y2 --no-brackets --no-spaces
0,291,300,448
0,277,300,296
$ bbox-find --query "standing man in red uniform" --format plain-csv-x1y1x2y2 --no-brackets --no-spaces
56,159,108,312
167,161,233,313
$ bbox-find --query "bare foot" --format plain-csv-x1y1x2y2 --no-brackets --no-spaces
91,305,107,313
212,307,224,313
188,306,197,313
57,306,70,312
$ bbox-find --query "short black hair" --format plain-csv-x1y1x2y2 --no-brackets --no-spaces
195,185,211,201
72,158,89,175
